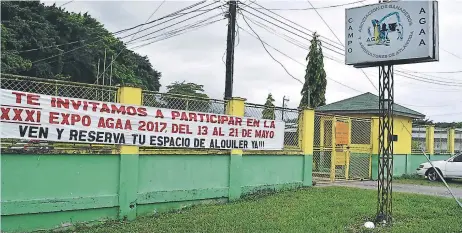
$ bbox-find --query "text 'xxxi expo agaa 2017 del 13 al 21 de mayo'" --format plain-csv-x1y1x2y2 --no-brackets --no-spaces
0,89,286,150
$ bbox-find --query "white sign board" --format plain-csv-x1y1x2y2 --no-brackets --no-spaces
0,89,285,150
345,1,439,67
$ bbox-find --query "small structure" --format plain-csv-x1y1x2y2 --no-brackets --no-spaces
316,92,425,155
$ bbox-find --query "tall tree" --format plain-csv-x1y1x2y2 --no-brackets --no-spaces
164,81,210,112
299,32,327,108
262,93,276,120
1,1,161,91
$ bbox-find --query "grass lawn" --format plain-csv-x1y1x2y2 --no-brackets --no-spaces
67,187,462,233
394,175,462,189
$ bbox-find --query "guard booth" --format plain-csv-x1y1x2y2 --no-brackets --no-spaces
313,92,425,182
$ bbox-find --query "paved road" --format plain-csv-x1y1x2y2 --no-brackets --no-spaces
317,180,462,199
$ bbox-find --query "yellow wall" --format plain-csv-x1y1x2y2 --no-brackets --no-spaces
393,116,412,154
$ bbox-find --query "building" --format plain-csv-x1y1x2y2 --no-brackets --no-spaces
315,92,425,155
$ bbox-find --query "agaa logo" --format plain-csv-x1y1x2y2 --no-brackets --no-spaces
366,12,404,46
358,4,414,59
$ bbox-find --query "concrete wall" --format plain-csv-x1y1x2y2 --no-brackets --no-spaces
412,127,462,153
1,153,311,232
392,154,452,177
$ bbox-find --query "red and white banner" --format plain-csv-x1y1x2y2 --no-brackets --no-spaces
0,89,285,150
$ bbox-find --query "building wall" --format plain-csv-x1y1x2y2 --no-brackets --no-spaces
393,116,413,154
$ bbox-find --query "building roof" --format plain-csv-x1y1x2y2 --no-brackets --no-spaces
316,92,425,119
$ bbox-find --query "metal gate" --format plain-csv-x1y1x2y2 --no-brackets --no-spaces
313,114,372,182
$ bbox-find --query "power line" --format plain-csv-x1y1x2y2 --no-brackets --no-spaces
130,15,224,48
241,7,462,94
442,48,462,60
8,40,85,54
127,11,224,46
243,3,461,110
241,7,376,90
398,69,462,74
113,1,208,35
130,18,224,50
243,15,345,65
243,1,461,86
307,0,378,92
29,1,211,64
238,8,345,56
97,0,168,82
395,71,462,87
238,16,366,93
256,0,367,11
240,1,344,50
240,13,303,84
58,0,74,7
120,1,222,42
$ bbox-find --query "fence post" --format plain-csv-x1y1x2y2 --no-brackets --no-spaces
330,117,337,182
448,128,455,155
426,125,435,155
370,117,380,180
345,118,352,180
226,97,245,200
299,108,314,186
117,86,142,220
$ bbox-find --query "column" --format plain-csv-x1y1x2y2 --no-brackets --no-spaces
299,108,314,186
117,86,142,220
226,97,245,200
448,128,455,155
426,125,435,155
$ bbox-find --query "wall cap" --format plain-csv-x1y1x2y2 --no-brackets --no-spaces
225,97,246,101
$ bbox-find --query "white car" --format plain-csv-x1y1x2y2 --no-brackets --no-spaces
416,153,462,181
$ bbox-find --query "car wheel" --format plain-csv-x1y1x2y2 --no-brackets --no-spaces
427,168,440,182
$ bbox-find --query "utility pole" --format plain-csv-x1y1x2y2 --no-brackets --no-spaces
103,48,107,86
109,55,113,86
282,96,289,121
224,0,237,100
96,59,100,85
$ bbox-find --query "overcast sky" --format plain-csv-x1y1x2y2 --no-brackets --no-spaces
45,0,462,122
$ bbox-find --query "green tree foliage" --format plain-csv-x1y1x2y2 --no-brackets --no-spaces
164,81,210,112
262,93,275,120
300,32,327,108
1,1,161,90
413,118,462,128
413,118,434,126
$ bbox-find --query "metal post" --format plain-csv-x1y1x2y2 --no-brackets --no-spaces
282,96,289,121
224,0,237,100
376,64,394,225
103,49,107,100
109,55,113,87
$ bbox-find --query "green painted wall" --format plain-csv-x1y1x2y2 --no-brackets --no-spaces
241,155,304,187
2,208,118,233
389,154,453,177
138,155,229,193
1,153,311,232
393,154,408,177
1,155,119,201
